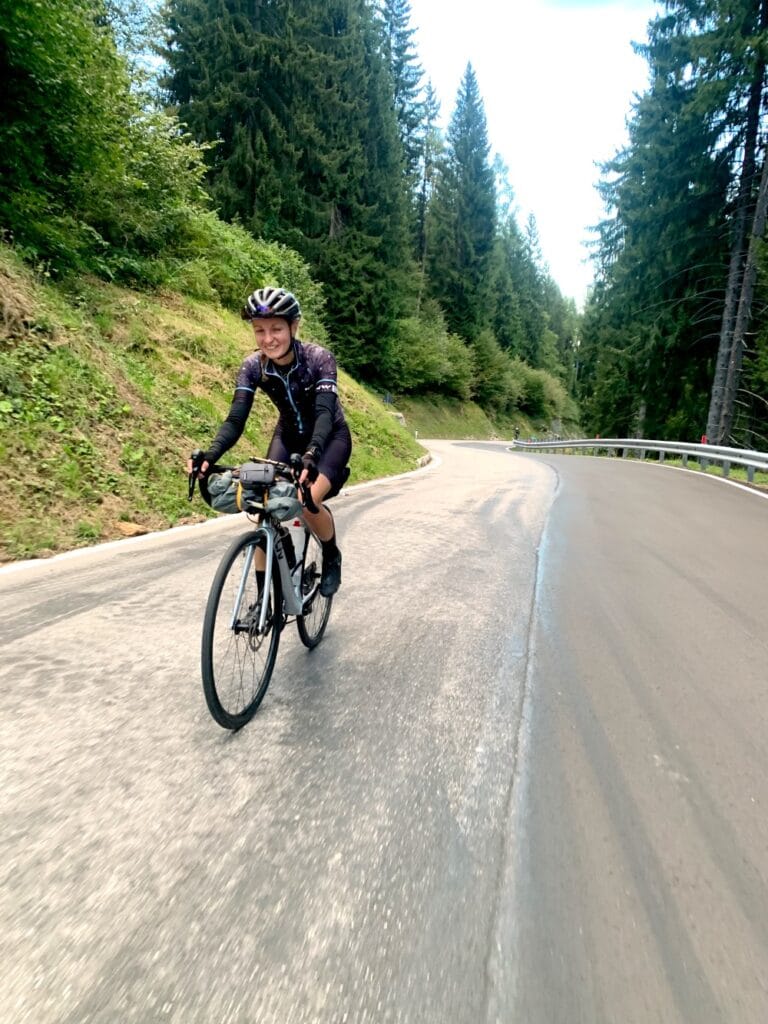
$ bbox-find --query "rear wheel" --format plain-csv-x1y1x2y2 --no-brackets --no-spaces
202,532,282,729
296,531,332,649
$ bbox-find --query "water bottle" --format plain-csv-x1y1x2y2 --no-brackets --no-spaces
285,517,306,578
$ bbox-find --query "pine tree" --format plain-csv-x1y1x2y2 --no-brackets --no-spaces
581,6,736,439
582,0,768,443
414,80,442,302
280,0,412,375
377,0,424,187
426,63,496,340
489,215,527,358
162,0,296,234
163,0,413,377
698,0,768,442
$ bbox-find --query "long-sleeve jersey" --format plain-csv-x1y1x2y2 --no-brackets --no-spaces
204,339,347,464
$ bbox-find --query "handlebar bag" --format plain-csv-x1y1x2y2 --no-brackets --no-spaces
204,470,242,514
265,481,303,522
239,462,276,487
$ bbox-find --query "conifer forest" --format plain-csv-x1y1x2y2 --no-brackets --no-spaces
2,0,768,446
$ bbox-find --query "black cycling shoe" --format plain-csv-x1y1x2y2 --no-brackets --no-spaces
320,551,342,597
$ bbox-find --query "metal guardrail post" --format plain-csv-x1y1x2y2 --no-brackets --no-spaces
722,460,731,478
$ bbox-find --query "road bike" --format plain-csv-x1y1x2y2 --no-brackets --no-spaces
189,454,333,730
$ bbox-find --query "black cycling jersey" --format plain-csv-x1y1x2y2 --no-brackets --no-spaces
204,339,348,466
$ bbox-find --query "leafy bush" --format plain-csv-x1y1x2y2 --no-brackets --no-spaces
1,0,137,270
381,301,474,399
0,0,325,330
441,332,475,401
510,358,567,420
471,330,515,413
157,211,327,335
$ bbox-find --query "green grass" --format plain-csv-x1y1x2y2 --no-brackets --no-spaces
394,393,531,440
0,244,426,561
657,456,768,488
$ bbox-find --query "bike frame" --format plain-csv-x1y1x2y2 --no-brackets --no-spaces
231,517,318,632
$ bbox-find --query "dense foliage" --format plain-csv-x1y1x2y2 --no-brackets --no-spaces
1,0,579,429
581,0,768,448
162,0,577,420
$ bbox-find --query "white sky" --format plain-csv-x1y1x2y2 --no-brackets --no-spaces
408,0,662,305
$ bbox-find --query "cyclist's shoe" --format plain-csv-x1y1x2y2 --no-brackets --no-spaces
320,551,342,597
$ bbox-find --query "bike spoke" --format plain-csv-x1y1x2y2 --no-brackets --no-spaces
202,534,281,729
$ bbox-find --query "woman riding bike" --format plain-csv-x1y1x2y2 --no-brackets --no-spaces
187,286,351,596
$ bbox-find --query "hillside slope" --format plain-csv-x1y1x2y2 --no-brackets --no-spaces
0,249,425,561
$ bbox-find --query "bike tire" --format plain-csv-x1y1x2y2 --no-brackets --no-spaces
296,531,333,649
201,532,282,730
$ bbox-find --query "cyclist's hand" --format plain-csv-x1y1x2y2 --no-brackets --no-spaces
301,450,319,484
187,449,210,478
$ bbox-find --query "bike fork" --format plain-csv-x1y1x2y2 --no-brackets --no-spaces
230,530,273,633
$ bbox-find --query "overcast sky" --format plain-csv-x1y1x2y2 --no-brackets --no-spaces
407,0,662,305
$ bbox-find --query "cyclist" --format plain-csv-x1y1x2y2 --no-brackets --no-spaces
188,286,351,596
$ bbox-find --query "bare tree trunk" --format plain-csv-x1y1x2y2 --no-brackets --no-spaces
707,205,751,440
718,147,768,442
706,12,766,442
634,400,647,439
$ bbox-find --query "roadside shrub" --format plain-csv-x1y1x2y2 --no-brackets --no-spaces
158,210,326,336
441,331,475,401
470,330,513,413
381,301,474,399
511,358,567,420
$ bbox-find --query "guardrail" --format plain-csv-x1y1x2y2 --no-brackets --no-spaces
512,438,768,484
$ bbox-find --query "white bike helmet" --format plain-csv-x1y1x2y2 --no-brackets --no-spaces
243,286,301,322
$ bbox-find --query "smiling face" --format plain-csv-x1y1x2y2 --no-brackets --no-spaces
251,316,297,364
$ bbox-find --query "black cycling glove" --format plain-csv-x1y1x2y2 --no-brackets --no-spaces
302,449,319,482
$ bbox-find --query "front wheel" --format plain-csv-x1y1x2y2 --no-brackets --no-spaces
296,531,332,649
202,532,282,729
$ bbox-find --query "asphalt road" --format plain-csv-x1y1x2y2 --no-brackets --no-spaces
2,441,767,1023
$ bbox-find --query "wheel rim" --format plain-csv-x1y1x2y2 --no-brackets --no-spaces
297,534,332,644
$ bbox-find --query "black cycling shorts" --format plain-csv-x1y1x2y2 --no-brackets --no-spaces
267,423,352,499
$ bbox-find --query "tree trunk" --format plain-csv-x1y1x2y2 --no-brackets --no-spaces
706,10,767,442
718,147,768,442
707,205,751,440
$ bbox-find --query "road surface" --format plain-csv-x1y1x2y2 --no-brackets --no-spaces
2,441,767,1022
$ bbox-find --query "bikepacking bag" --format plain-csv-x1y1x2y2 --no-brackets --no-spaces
264,481,303,521
200,461,273,513
204,470,243,514
202,464,302,520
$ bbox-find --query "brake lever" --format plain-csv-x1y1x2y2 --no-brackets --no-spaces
188,449,204,501
289,452,320,514
301,482,320,515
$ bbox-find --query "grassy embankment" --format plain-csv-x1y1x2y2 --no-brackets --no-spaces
394,394,532,441
0,249,429,561
1,248,530,562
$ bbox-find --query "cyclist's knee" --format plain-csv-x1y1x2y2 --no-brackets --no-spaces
310,474,332,506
